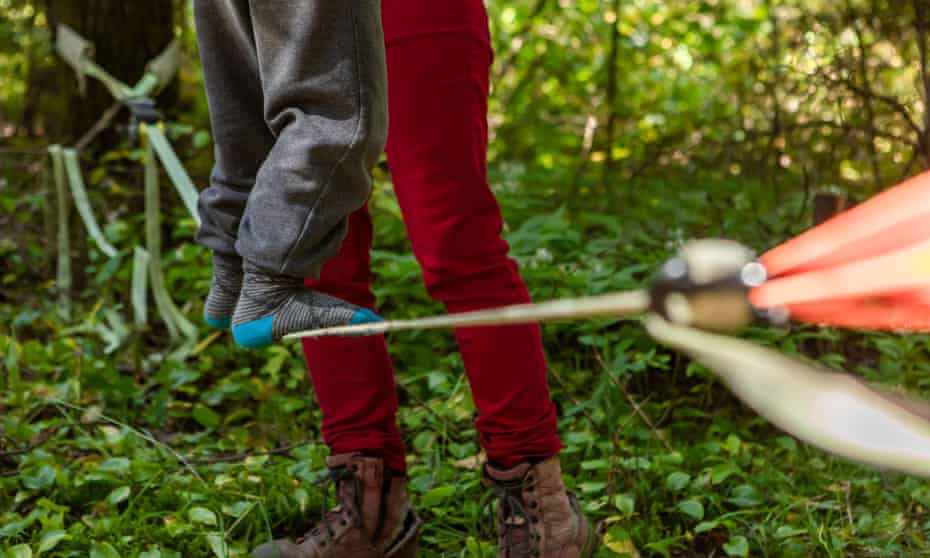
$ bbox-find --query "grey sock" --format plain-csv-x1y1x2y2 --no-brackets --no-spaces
232,261,371,342
204,252,243,326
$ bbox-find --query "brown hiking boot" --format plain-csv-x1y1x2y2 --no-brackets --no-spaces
253,453,421,558
482,457,598,558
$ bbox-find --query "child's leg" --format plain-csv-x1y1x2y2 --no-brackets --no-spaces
382,0,562,469
193,0,273,258
194,0,389,344
192,0,272,328
235,0,388,280
301,207,407,474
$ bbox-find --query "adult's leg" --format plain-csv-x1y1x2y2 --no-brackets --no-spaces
382,0,561,469
301,207,407,474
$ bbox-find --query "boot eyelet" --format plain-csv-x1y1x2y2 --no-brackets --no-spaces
528,501,538,508
341,520,347,526
531,516,539,523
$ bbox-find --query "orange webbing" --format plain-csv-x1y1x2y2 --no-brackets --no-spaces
751,237,930,309
749,171,930,331
785,297,930,332
761,171,930,277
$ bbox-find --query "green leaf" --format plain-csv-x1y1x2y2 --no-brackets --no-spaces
107,486,131,506
614,493,635,515
774,525,806,539
206,534,227,558
727,484,762,508
0,517,33,538
666,471,691,491
695,521,720,534
97,457,130,475
192,404,220,429
90,543,120,558
7,545,32,558
22,464,56,490
578,482,607,494
420,486,456,507
221,500,254,518
710,464,741,484
188,506,218,526
723,535,749,557
37,529,67,553
677,499,704,520
580,459,609,470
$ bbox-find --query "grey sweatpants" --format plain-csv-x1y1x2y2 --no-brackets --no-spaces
193,0,388,278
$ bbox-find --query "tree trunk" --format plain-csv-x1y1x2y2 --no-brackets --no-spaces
42,0,174,142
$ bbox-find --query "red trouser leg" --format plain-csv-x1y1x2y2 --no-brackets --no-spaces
302,0,562,471
302,207,407,473
383,1,561,468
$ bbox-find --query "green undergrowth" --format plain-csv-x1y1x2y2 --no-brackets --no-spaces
4,168,930,558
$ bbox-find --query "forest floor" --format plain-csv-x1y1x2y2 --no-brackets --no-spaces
3,165,930,558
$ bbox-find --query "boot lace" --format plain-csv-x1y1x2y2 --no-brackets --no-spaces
481,477,540,557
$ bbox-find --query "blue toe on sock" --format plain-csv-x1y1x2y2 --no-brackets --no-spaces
351,309,383,324
205,315,232,330
232,314,275,348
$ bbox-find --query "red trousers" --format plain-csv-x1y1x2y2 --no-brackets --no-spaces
302,0,561,473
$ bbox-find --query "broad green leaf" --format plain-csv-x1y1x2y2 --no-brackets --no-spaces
107,486,131,506
727,485,762,508
420,486,456,507
695,521,720,534
614,493,635,515
37,528,67,553
22,465,56,490
221,501,253,518
90,543,120,558
0,517,33,538
677,499,704,520
7,544,32,558
192,404,220,429
188,506,218,526
710,464,741,484
604,524,639,556
666,471,691,491
97,458,130,475
723,535,749,557
206,534,227,558
775,525,806,539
